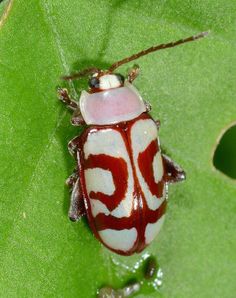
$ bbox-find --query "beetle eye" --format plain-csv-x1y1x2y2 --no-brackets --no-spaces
89,77,100,88
116,74,125,84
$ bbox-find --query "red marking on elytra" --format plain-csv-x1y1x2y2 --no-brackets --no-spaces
138,140,163,197
95,199,167,231
84,154,128,211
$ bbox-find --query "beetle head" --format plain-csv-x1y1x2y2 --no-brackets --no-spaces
61,68,125,93
88,72,125,92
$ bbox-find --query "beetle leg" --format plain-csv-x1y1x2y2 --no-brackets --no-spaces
57,87,79,111
68,152,86,221
66,169,79,187
68,135,81,157
144,100,152,112
127,64,140,83
69,177,86,221
155,119,161,130
162,154,186,183
71,108,86,126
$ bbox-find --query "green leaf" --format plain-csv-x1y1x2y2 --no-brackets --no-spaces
0,1,236,297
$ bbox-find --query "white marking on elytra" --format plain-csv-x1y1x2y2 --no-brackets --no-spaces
90,197,135,218
85,168,115,218
131,119,164,210
84,129,127,159
90,199,110,217
145,215,165,244
85,168,115,196
131,119,157,152
99,228,137,251
153,151,164,183
84,129,134,218
111,197,133,218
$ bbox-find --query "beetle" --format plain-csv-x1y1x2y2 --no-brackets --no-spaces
58,32,208,255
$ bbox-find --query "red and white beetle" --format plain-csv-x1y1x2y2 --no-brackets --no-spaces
58,32,207,255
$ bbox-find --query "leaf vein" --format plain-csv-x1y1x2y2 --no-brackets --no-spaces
0,0,14,30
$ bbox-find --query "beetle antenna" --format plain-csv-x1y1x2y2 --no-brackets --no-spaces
61,67,100,80
109,31,209,72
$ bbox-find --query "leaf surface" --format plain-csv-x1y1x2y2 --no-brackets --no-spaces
0,1,236,297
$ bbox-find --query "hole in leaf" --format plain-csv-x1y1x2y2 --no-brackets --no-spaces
213,124,236,179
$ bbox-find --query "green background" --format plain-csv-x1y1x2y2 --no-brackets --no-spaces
0,1,236,297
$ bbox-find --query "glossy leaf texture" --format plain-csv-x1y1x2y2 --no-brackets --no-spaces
0,1,236,297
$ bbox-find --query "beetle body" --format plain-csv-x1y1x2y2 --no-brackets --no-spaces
58,32,207,255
